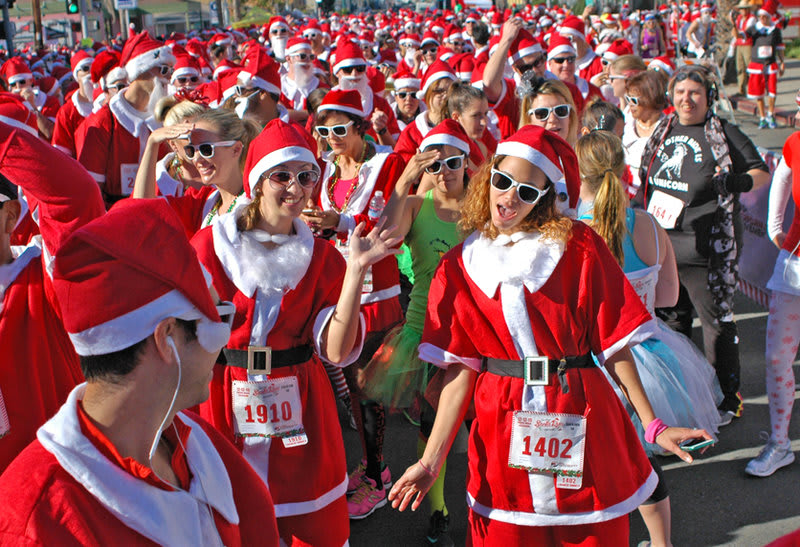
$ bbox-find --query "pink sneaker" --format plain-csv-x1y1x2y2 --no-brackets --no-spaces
347,477,386,520
346,460,392,494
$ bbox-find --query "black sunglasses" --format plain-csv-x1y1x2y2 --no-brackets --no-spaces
292,52,315,61
177,76,199,84
518,57,544,73
394,91,416,99
341,65,367,74
551,56,576,65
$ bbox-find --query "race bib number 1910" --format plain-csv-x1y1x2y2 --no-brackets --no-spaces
232,378,308,447
508,411,587,490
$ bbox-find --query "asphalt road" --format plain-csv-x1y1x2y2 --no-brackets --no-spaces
343,107,800,547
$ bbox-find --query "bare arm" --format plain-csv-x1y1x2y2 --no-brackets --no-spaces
382,149,439,239
133,123,194,199
483,18,522,103
749,167,771,192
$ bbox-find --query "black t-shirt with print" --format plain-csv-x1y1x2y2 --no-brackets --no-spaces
635,119,766,266
747,25,783,65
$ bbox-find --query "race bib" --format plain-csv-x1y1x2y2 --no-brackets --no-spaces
508,411,587,490
758,45,773,58
232,378,308,447
336,239,373,293
119,163,138,196
647,189,685,229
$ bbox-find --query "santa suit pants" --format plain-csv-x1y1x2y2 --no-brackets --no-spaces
467,511,629,546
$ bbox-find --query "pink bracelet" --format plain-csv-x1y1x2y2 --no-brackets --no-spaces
418,459,438,478
644,418,669,444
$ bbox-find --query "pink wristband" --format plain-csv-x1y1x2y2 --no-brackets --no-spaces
644,418,669,444
418,459,438,478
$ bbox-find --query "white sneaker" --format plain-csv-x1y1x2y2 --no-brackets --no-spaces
718,410,735,427
745,436,794,477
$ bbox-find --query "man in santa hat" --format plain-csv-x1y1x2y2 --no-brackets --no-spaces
391,68,423,131
0,172,279,543
0,57,59,140
281,36,326,117
169,54,203,94
547,34,603,103
75,32,175,209
88,49,127,112
52,50,95,157
559,14,604,81
266,16,291,62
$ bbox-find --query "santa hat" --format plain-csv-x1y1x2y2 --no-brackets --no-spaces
547,34,577,61
421,30,440,49
237,49,280,96
443,24,463,43
758,0,777,16
559,15,586,41
317,88,364,117
507,29,542,64
0,93,38,137
332,41,366,74
287,37,312,58
37,76,59,96
91,49,125,90
399,33,421,48
378,48,398,67
70,50,94,81
267,16,290,34
210,32,233,47
452,53,475,82
393,66,421,91
418,59,456,99
52,199,224,356
1,57,33,86
419,118,471,154
120,31,175,81
495,124,580,209
243,119,318,199
602,39,633,61
649,55,675,76
171,55,201,82
213,58,240,80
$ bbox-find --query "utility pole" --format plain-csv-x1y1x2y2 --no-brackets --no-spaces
79,0,89,38
1,0,13,52
31,0,43,49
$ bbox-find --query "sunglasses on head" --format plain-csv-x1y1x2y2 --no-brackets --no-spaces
529,104,571,121
184,140,237,159
490,168,550,205
315,120,354,138
425,154,464,174
265,169,320,189
177,76,199,85
624,94,640,106
292,52,314,61
394,91,416,99
341,65,367,74
551,55,576,65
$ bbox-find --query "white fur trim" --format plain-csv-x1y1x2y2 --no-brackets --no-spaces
332,57,366,76
0,244,41,312
274,474,348,517
72,58,93,81
547,44,577,60
417,71,456,100
286,42,312,56
67,289,198,355
360,284,400,304
419,133,470,154
53,144,73,156
495,141,563,183
418,342,483,372
559,26,585,40
172,66,200,81
0,115,37,137
6,72,32,85
596,318,656,364
313,304,365,366
414,111,433,136
247,146,318,196
88,171,106,183
107,66,128,87
125,45,175,81
510,44,542,63
317,103,364,117
237,71,281,97
71,88,93,118
467,467,658,526
109,91,160,139
38,385,238,546
393,77,421,91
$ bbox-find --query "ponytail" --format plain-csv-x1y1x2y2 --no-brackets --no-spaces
237,185,263,232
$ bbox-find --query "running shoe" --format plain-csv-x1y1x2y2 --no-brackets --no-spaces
759,118,768,129
347,477,387,519
426,510,454,546
346,460,392,493
718,410,735,427
746,434,794,477
768,116,778,129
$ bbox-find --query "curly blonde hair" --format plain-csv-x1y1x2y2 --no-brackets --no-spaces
459,155,573,243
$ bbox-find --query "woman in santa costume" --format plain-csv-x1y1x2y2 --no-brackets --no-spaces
192,118,400,546
388,125,711,545
303,88,406,520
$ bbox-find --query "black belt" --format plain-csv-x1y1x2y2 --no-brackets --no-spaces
222,345,314,375
482,354,595,394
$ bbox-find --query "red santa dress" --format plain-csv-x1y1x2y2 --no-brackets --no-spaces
419,222,658,543
52,90,93,158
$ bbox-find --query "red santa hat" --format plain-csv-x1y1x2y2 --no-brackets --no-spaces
559,15,586,41
602,39,633,61
286,36,312,57
547,34,577,61
421,30,440,49
0,57,33,86
332,41,366,74
649,55,675,76
212,58,240,80
378,48,398,67
0,93,39,137
419,118,471,154
37,76,59,96
90,49,125,90
443,24,463,43
243,119,319,199
120,31,175,81
267,16,290,34
70,50,94,81
171,54,201,82
418,59,456,100
398,33,421,47
507,29,543,64
452,53,475,82
392,66,421,91
758,0,777,16
317,88,364,118
52,199,225,356
237,49,280,96
495,124,580,209
210,32,233,47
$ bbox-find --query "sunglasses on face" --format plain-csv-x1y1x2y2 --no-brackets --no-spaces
305,32,320,39
551,56,576,65
625,94,640,106
529,104,571,121
292,52,314,61
341,65,367,74
425,154,464,174
271,28,288,35
265,169,320,189
107,83,124,91
177,76,199,85
490,168,550,205
215,301,236,329
394,91,417,99
184,140,237,159
158,65,172,76
315,120,354,138
423,47,438,54
608,75,626,81
518,56,545,73
601,58,610,66
450,40,464,46
76,65,91,73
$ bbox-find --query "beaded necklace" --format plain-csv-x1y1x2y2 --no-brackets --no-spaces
327,140,368,214
203,190,244,227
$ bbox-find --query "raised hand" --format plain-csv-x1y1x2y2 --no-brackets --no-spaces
348,216,402,269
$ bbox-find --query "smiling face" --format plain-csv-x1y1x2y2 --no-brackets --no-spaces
258,160,318,222
527,94,571,141
319,111,362,157
489,156,548,235
672,77,708,125
548,55,577,84
187,121,243,187
424,144,467,198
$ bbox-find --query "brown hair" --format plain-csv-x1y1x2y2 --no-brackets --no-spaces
190,108,260,171
581,99,624,133
315,108,371,136
518,78,578,146
575,131,628,266
444,80,486,118
626,71,667,111
237,185,263,231
459,155,573,242
424,77,453,124
609,54,647,75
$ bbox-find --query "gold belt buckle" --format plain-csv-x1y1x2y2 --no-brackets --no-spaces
524,356,549,386
247,346,272,376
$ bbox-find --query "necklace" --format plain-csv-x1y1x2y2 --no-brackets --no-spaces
327,140,368,214
203,190,244,227
635,117,659,134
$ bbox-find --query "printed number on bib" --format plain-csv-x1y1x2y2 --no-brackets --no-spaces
120,164,138,196
508,411,586,490
757,46,773,58
647,189,685,229
336,238,373,293
232,378,308,447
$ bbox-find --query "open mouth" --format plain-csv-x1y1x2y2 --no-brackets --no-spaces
496,202,517,221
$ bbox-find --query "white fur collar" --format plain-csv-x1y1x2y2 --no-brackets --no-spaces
281,73,319,101
414,111,432,136
462,229,565,298
71,90,93,118
109,92,159,138
37,384,238,547
576,51,596,70
576,77,589,97
0,243,42,313
211,202,314,298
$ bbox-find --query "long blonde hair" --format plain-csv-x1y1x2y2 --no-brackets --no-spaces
575,131,628,266
518,78,578,146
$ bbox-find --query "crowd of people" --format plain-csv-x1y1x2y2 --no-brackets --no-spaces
0,1,796,545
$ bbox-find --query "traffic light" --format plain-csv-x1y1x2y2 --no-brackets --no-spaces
65,0,79,14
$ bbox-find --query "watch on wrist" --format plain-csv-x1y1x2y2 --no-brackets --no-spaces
377,127,387,136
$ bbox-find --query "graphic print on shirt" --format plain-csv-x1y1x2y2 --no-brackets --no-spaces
651,134,704,193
